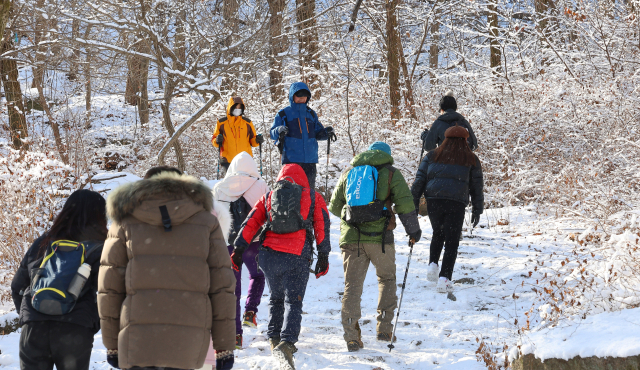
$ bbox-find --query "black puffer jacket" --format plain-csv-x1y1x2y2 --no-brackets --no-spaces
411,151,484,215
423,110,478,151
11,227,105,333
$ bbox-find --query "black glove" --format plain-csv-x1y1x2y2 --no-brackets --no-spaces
256,133,264,144
277,126,289,136
420,128,429,142
325,126,334,135
231,249,244,272
107,350,119,369
216,134,224,145
408,229,422,244
314,253,329,279
471,212,480,228
216,350,235,370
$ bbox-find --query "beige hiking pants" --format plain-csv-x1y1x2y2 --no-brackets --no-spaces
340,242,397,342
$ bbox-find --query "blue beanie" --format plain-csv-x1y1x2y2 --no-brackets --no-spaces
368,141,391,155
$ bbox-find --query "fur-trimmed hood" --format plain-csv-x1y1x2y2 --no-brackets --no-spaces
107,172,213,225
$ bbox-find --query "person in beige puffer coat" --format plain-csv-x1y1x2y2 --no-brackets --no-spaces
98,166,236,369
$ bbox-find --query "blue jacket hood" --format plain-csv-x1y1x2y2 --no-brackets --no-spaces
289,82,312,106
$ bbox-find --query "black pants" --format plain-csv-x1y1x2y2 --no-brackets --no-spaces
292,162,317,190
427,199,466,280
20,321,94,370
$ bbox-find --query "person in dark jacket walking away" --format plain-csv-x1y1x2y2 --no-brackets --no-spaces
411,126,484,293
11,189,108,370
98,166,236,370
231,163,331,370
269,82,335,189
328,142,422,352
421,91,478,152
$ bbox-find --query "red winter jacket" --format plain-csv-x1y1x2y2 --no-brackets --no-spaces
233,164,331,256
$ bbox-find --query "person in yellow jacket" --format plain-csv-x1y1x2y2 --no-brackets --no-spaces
212,97,264,171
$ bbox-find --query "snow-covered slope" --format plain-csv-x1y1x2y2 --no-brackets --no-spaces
0,204,562,369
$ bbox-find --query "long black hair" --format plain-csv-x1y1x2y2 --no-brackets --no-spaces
39,189,107,256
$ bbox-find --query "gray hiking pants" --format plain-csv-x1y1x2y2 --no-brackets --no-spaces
340,243,397,342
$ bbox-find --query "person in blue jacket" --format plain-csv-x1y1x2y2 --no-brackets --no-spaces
270,82,335,189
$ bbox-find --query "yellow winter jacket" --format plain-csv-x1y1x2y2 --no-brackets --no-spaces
212,97,258,163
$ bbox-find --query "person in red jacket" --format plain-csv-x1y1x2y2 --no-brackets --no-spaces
230,163,331,370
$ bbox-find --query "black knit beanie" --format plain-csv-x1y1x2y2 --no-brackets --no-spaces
439,90,457,111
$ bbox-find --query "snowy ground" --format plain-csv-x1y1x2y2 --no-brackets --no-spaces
0,200,573,369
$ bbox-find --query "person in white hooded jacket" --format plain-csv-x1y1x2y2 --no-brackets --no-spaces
212,152,269,349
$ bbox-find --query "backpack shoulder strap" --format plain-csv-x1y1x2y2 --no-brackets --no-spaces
83,241,104,261
308,189,316,223
307,107,318,121
219,117,227,123
278,110,288,125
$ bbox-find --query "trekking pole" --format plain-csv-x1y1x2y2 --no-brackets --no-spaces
217,144,221,180
388,238,415,353
259,141,263,177
325,131,337,199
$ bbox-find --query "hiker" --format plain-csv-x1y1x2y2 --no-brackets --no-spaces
98,166,236,370
212,96,264,172
328,141,422,352
421,91,478,152
11,189,107,370
212,151,269,349
269,82,335,189
231,163,331,370
411,125,484,293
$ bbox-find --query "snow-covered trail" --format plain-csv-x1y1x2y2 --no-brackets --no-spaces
0,206,554,369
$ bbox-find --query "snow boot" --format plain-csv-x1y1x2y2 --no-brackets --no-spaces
437,277,453,293
427,262,439,282
273,340,297,370
376,332,397,342
243,311,258,328
346,321,364,352
269,336,281,353
236,334,243,349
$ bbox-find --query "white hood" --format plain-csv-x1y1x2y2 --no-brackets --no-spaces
212,152,269,208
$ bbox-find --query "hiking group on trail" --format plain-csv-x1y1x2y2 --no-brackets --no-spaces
10,86,484,370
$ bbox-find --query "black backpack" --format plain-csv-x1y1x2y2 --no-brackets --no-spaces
228,197,253,245
265,177,315,235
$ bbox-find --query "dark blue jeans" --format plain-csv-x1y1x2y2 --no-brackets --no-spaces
258,247,311,344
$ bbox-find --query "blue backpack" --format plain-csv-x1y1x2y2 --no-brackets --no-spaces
344,165,396,253
30,240,100,315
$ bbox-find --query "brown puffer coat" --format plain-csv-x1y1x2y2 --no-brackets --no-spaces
98,172,236,369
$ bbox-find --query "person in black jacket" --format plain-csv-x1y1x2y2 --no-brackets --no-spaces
421,91,478,152
411,125,483,293
11,189,107,370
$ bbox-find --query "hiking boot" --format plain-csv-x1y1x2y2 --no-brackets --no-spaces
268,336,281,352
273,341,297,370
243,311,258,328
427,262,439,282
346,339,364,352
376,332,397,342
437,277,453,293
235,334,243,349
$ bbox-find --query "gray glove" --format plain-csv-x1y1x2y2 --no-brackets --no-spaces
215,134,223,145
256,134,264,144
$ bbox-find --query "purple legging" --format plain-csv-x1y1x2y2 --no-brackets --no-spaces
228,242,265,335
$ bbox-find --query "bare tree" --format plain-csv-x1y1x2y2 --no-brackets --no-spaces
268,0,286,101
296,0,321,93
1,35,28,150
386,0,402,122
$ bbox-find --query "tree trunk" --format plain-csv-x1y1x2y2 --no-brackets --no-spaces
488,1,502,73
1,36,28,150
161,79,186,171
83,25,92,128
0,0,10,43
295,0,320,95
429,10,440,84
124,38,150,124
386,0,402,122
268,0,286,101
397,37,417,121
68,18,81,80
535,0,552,35
31,0,46,89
